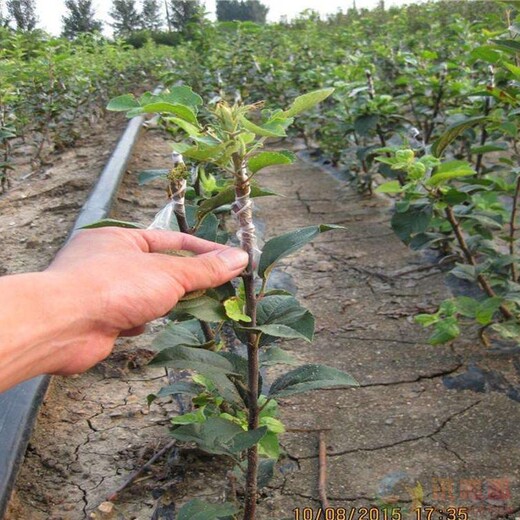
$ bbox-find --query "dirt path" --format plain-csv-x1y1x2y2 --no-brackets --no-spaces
255,151,520,519
6,130,520,520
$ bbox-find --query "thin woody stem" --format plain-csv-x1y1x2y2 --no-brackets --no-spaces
445,206,513,320
424,64,447,144
365,69,387,148
232,153,260,520
509,176,520,283
476,66,494,176
170,156,214,342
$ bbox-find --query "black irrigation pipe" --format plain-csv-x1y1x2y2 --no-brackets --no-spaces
0,110,149,519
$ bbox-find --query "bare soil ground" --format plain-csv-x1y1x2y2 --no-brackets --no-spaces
4,124,520,520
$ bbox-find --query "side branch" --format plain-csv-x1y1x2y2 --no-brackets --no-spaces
445,206,513,320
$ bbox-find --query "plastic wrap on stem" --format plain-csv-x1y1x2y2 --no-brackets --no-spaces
148,153,187,231
232,164,262,268
171,178,187,223
148,201,175,230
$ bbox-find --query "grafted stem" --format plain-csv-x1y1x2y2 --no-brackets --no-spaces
170,154,214,342
169,152,190,234
232,153,260,520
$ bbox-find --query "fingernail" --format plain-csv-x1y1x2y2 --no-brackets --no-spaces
217,248,249,270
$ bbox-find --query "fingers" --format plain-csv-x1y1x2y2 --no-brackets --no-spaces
153,247,249,292
68,228,228,256
136,229,229,255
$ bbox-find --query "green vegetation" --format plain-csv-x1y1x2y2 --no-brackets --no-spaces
107,85,358,520
147,0,520,348
0,29,169,188
4,0,520,516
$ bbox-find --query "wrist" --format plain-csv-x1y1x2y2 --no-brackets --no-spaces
0,271,99,391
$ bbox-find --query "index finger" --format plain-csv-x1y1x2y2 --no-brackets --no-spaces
136,229,229,255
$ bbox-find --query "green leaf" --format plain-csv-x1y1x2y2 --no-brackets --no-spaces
426,160,476,187
166,116,202,136
470,45,501,63
152,320,208,351
206,370,245,405
107,94,140,111
470,143,508,155
179,143,227,161
443,188,470,205
224,297,251,323
475,297,503,325
141,102,198,125
259,347,299,366
81,219,143,229
428,317,460,345
138,169,169,185
228,426,268,453
461,212,503,230
0,128,16,139
150,345,235,374
431,117,489,158
171,142,192,154
197,184,278,220
354,114,379,136
241,295,315,343
171,417,266,455
409,232,445,251
454,296,479,318
177,499,238,520
252,323,313,341
375,180,402,194
269,364,358,398
259,431,281,459
491,321,520,340
283,88,335,117
240,115,288,137
391,204,433,244
258,225,344,279
260,416,285,434
248,151,295,174
450,264,477,282
169,296,227,323
149,382,204,405
491,39,520,54
504,62,520,77
172,408,207,425
415,313,439,327
125,107,143,118
162,86,203,109
195,212,219,242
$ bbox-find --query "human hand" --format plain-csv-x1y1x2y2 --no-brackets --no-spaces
43,227,248,376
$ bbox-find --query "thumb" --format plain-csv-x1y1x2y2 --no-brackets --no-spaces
159,247,249,292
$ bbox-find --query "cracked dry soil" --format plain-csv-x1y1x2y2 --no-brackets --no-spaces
5,127,520,520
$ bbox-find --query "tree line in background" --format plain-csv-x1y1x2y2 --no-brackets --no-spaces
0,0,270,41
